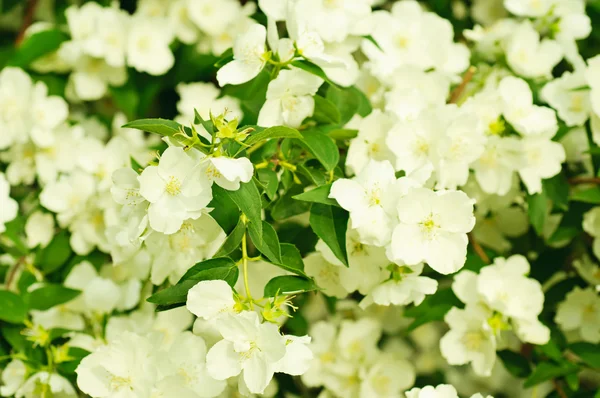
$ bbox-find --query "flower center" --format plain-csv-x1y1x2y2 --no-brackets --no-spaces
165,176,182,196
462,331,484,350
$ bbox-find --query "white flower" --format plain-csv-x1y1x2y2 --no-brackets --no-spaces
64,261,122,315
498,76,558,138
304,251,348,298
406,384,460,398
291,0,371,44
146,215,225,285
30,306,85,331
217,24,268,86
206,311,287,394
389,187,475,274
139,147,212,234
66,55,127,101
336,318,381,362
504,0,552,17
187,0,243,37
518,136,566,195
0,360,26,397
154,331,226,397
200,156,254,191
24,211,54,249
0,67,32,149
258,68,323,128
555,287,600,343
187,280,239,321
505,21,562,79
127,16,175,76
0,173,18,234
329,160,398,246
471,136,523,196
76,332,159,398
346,110,396,175
541,70,591,127
583,207,600,261
29,82,69,148
360,356,415,398
360,263,438,308
274,335,314,376
39,171,96,226
17,372,77,398
440,304,496,376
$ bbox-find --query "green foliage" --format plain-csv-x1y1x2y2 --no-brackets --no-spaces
309,204,349,266
28,285,80,311
0,290,27,323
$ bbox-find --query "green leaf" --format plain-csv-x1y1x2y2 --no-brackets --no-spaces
223,180,263,238
28,285,80,311
570,342,600,368
122,118,182,137
109,80,139,120
245,126,303,146
570,186,600,203
57,347,90,375
178,257,238,283
8,30,68,68
273,243,307,277
214,48,233,68
193,109,214,135
290,59,337,87
523,361,579,388
249,221,282,264
148,258,239,308
297,164,329,186
2,217,28,256
35,230,72,274
497,350,532,378
0,290,26,324
362,35,383,51
404,288,463,331
271,188,311,220
264,275,318,297
527,191,547,236
543,174,569,211
309,204,349,266
298,129,340,171
293,184,339,207
327,128,359,140
215,218,246,257
313,95,341,125
326,86,362,125
257,169,278,201
209,186,240,234
1,0,21,12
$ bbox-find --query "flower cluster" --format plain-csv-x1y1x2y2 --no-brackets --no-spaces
1,0,600,397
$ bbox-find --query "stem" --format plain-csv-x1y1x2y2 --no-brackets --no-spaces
15,0,39,45
552,380,568,398
241,232,253,309
468,233,490,264
448,66,477,104
568,176,600,185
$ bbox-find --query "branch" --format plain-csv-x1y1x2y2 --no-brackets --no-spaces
552,379,568,398
15,0,39,45
448,66,477,104
568,176,600,185
468,233,490,264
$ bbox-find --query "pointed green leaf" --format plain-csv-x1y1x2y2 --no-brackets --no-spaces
28,285,80,311
245,126,303,146
122,118,182,137
297,129,339,171
309,204,349,266
0,290,26,324
215,218,246,257
264,275,318,297
293,184,339,207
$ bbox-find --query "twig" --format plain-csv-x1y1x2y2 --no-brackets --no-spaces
5,257,26,290
568,176,600,185
448,66,477,104
468,233,490,264
552,379,568,398
15,0,39,45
